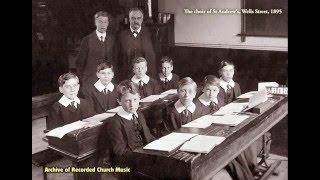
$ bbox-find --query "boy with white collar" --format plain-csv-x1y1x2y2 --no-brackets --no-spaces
170,77,201,130
82,62,118,114
157,56,180,92
195,75,225,115
47,72,94,131
131,56,160,98
99,80,154,174
218,60,241,104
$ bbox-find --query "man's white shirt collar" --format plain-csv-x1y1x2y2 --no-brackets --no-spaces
59,95,80,108
220,78,235,92
198,93,218,106
96,30,106,41
130,26,141,37
94,80,114,92
117,106,138,121
131,75,150,85
159,73,173,82
174,100,196,114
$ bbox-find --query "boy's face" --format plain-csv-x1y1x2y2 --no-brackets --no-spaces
133,61,147,78
96,68,114,85
59,78,80,100
203,85,220,101
178,84,197,106
221,65,235,82
162,62,173,77
95,16,109,33
120,92,140,114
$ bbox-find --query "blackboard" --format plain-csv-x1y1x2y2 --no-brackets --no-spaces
243,0,287,37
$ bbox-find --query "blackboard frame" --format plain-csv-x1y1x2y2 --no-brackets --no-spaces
239,0,288,42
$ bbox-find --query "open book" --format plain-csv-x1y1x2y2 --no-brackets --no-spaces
143,132,198,152
45,120,101,139
179,135,226,154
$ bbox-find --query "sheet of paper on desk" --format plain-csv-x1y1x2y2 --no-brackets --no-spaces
210,114,250,126
140,94,167,103
246,89,268,110
214,102,249,115
258,82,279,91
179,135,226,154
182,115,215,128
237,91,258,99
45,120,88,139
106,106,122,113
160,89,177,96
82,113,116,123
237,91,273,99
143,132,198,152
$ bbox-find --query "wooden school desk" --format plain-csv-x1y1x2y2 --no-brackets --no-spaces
131,95,287,179
46,94,287,180
46,93,179,180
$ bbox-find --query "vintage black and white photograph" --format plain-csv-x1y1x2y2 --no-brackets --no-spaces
32,0,288,179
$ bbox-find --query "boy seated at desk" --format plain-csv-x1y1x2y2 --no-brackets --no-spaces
131,56,166,136
99,80,155,179
195,75,224,115
82,61,118,114
47,72,94,131
130,56,160,98
157,56,180,92
218,60,242,105
170,77,202,130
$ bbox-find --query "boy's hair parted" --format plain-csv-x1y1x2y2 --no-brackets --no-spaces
178,77,197,91
203,75,220,87
116,80,140,99
132,56,148,66
160,56,173,66
58,72,79,87
96,61,113,73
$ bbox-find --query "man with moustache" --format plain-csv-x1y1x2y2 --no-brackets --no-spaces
76,11,115,85
116,7,157,81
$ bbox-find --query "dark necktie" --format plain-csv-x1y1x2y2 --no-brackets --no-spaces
138,80,145,97
209,101,217,112
182,109,189,117
164,78,169,85
226,84,232,96
133,31,138,36
70,101,77,110
103,88,109,95
132,114,139,125
100,36,104,42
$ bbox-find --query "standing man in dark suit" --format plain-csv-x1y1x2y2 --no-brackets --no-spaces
76,11,115,85
117,7,157,81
